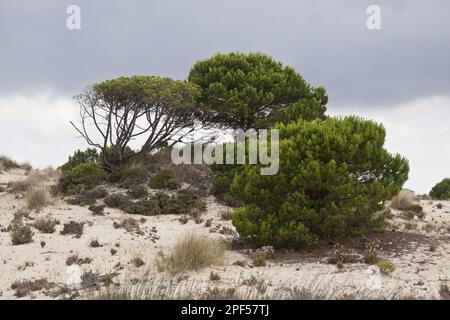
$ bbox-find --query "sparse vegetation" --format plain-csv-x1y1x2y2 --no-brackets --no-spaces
327,244,357,266
104,193,132,209
363,243,380,265
66,255,92,266
250,246,275,267
128,185,148,199
11,278,54,298
60,221,84,238
89,239,102,248
156,234,227,274
88,204,105,215
131,257,145,268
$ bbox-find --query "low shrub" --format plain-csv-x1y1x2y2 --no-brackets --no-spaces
58,148,100,173
122,161,147,183
66,255,92,266
10,223,33,245
131,257,145,268
11,278,54,298
88,204,105,215
34,217,58,234
0,155,21,170
71,162,107,186
156,234,227,274
327,244,357,265
148,170,178,189
60,221,84,238
89,239,102,248
124,199,161,215
363,243,380,265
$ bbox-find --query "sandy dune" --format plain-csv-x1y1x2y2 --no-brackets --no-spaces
1,169,450,300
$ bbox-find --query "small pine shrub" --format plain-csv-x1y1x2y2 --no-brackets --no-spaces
58,149,100,173
10,223,33,245
148,170,178,189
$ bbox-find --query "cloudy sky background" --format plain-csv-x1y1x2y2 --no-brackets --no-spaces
1,0,449,193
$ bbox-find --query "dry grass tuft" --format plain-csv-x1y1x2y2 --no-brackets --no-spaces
156,233,227,274
10,223,33,245
25,188,50,210
390,189,420,210
34,217,58,234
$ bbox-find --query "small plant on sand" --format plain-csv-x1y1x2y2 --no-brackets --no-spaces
89,239,102,248
66,255,92,266
250,246,275,267
88,204,105,215
363,242,380,265
131,257,145,268
25,188,50,210
155,234,227,274
209,271,221,281
148,169,178,190
60,221,84,238
10,223,33,245
376,260,396,275
437,203,444,210
113,217,140,233
34,217,58,234
327,244,357,266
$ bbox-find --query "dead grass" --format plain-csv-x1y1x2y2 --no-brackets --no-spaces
390,189,420,210
25,188,50,210
155,233,227,274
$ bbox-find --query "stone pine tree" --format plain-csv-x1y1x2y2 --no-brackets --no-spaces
231,116,409,249
188,52,328,130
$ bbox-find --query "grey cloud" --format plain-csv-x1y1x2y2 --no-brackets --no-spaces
1,0,450,106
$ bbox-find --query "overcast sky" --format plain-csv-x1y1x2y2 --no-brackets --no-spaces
1,0,449,193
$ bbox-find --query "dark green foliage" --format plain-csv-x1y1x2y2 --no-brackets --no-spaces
231,116,409,249
55,151,106,195
188,52,327,129
430,178,450,200
58,149,100,173
148,170,178,189
104,193,132,209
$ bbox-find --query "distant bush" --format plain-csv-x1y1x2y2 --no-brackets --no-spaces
88,204,105,215
231,117,409,249
148,170,178,189
156,234,227,274
0,155,21,170
124,198,161,215
430,178,450,200
10,223,33,245
58,149,100,173
25,188,50,210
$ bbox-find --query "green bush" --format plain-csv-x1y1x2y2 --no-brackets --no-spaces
430,178,450,200
148,170,178,189
72,162,107,185
128,185,148,199
58,149,100,173
231,116,409,249
124,199,161,215
122,161,147,183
